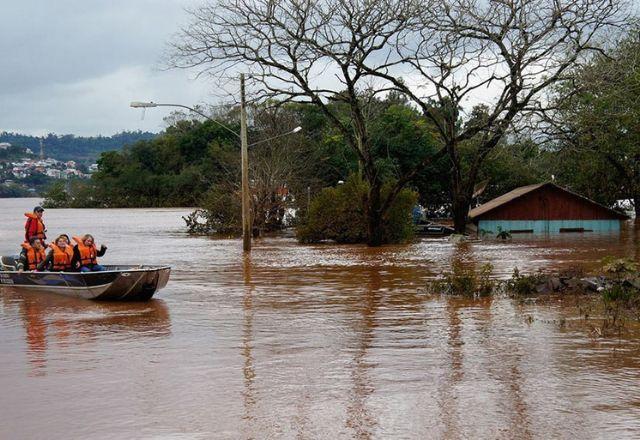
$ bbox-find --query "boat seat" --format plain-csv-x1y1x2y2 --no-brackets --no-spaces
0,255,18,271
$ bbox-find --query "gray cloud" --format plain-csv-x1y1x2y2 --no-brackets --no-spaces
0,0,220,136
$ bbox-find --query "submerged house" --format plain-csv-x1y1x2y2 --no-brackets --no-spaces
468,183,628,234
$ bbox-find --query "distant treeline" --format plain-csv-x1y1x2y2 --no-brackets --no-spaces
0,131,157,163
43,120,242,208
0,144,34,161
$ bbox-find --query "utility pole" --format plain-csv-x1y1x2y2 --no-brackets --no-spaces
131,92,300,253
240,73,251,252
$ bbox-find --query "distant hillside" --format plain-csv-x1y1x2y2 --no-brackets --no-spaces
0,131,158,163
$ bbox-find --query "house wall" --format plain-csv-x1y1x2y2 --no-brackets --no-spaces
478,219,621,234
480,186,619,221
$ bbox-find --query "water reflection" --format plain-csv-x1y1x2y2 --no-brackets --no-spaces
1,288,170,376
437,297,464,438
346,267,380,439
21,295,48,376
241,255,256,430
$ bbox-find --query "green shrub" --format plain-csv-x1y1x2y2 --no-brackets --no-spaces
184,185,242,235
42,181,69,208
601,257,638,277
430,262,495,297
600,257,640,309
296,174,417,244
42,179,103,208
506,267,546,296
602,284,635,304
496,226,511,240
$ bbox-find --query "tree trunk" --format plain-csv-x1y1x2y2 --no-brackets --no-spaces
367,181,384,246
451,192,471,234
634,196,640,220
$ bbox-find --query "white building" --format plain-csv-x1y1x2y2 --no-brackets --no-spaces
46,169,62,179
12,168,28,179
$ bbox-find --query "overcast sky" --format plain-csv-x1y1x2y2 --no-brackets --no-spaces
0,0,221,136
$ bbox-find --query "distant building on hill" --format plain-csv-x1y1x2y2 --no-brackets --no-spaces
46,169,62,179
469,182,628,234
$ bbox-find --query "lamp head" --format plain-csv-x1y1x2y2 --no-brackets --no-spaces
130,101,157,108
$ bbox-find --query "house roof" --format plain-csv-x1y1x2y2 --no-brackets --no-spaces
468,182,628,220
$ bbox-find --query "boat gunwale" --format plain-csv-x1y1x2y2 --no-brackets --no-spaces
0,265,171,277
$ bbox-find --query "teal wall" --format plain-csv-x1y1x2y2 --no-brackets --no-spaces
478,219,621,234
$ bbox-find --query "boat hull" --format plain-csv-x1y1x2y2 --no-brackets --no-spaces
0,259,170,301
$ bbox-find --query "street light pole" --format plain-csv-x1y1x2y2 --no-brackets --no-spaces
240,74,251,252
129,101,238,137
130,94,301,254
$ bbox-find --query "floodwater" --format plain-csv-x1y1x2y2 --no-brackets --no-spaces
2,198,640,439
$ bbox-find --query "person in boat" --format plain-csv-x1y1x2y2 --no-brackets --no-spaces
72,234,107,272
24,206,47,244
37,235,74,272
16,238,47,272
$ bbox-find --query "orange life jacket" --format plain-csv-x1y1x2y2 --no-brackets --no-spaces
21,242,46,270
49,243,73,271
73,236,98,266
24,212,46,241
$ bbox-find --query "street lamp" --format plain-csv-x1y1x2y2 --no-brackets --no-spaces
130,101,240,137
248,125,302,147
129,102,301,147
130,80,301,252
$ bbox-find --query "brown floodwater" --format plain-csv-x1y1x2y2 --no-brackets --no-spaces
2,198,640,439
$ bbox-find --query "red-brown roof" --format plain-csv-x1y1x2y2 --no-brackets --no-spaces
468,182,628,220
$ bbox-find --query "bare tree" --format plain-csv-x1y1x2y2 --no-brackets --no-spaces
169,0,446,246
358,0,629,232
249,107,311,234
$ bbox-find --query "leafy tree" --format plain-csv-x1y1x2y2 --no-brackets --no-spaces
43,119,239,208
476,140,546,203
545,34,640,215
361,0,627,232
297,174,417,244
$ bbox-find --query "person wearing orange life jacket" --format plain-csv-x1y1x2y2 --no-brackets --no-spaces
16,238,47,272
37,235,74,272
72,234,107,272
24,206,47,244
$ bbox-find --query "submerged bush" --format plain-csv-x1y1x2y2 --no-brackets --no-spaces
601,257,638,277
185,186,242,235
602,284,636,304
296,174,417,244
430,263,496,297
42,180,103,208
506,267,548,296
496,226,512,240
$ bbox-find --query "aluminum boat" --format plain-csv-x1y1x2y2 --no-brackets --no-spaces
0,256,170,301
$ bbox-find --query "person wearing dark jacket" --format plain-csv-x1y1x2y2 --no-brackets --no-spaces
38,235,74,272
16,238,46,271
71,234,107,272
